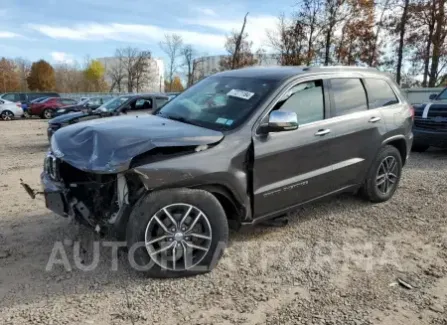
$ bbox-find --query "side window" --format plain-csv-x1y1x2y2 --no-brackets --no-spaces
88,98,101,106
19,94,27,102
276,80,324,124
3,94,16,102
156,97,169,108
364,78,399,108
330,79,368,116
135,99,153,110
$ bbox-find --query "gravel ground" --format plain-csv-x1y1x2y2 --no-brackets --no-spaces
0,119,446,325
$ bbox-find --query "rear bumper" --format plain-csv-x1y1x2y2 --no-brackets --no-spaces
413,127,447,148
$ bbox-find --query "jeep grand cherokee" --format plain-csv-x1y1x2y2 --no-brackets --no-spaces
36,66,413,277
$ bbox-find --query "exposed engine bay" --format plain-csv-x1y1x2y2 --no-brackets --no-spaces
48,155,145,231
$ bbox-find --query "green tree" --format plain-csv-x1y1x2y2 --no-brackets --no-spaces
27,60,56,91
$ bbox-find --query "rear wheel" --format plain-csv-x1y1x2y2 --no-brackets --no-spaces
0,110,14,121
411,143,429,152
41,109,53,119
362,145,402,203
126,188,229,278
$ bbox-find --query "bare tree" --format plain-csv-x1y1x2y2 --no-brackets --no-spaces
108,50,126,92
14,57,31,91
159,33,183,91
134,50,152,92
231,12,250,69
182,45,197,87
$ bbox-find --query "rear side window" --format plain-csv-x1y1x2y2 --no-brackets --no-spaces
364,78,399,108
330,79,368,116
276,80,325,124
3,93,17,102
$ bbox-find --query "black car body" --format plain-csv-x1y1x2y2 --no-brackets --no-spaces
37,66,413,277
412,88,447,151
47,94,169,139
53,96,115,117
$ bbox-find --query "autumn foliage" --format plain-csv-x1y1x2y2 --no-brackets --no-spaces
27,60,56,91
0,58,20,92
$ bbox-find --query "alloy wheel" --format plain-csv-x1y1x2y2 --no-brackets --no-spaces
1,111,13,121
376,156,398,195
144,203,212,271
44,110,52,119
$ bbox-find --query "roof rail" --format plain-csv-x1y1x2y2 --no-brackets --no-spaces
302,65,379,71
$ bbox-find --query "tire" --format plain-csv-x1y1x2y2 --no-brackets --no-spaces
0,110,14,121
41,109,53,119
126,188,229,278
361,145,403,203
411,143,429,153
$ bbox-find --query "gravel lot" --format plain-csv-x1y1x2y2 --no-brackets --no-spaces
0,119,446,325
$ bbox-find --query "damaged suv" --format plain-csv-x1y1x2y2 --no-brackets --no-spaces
37,66,413,277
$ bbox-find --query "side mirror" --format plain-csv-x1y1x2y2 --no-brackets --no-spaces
259,111,299,134
120,105,130,115
429,94,437,100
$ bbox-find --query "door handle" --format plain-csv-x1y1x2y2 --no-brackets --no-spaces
369,116,381,123
314,129,331,136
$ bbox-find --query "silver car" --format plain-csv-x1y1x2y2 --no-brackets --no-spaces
0,99,24,120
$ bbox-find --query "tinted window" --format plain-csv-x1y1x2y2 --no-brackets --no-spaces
331,79,368,116
364,78,399,108
134,98,152,110
276,80,324,124
19,93,27,101
437,89,447,100
88,98,102,106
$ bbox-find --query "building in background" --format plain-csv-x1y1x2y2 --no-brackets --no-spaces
193,54,279,79
97,57,165,93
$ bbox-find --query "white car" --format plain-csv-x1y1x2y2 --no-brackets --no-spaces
0,99,24,120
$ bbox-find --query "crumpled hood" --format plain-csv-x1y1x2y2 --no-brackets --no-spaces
49,111,88,124
51,114,224,173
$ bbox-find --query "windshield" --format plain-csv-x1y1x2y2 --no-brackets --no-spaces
437,89,447,100
156,76,278,130
96,96,129,112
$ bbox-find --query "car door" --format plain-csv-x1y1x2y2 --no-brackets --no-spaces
252,78,345,218
325,77,386,190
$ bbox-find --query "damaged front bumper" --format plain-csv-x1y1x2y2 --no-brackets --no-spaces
41,171,70,218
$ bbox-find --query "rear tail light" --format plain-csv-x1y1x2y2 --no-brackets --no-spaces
409,105,415,121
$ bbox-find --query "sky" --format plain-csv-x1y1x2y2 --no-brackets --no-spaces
0,0,293,65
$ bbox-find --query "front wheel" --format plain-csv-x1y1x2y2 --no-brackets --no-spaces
0,110,14,121
126,188,229,278
361,145,403,203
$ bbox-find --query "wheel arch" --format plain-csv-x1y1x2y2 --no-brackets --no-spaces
191,184,245,230
382,135,407,165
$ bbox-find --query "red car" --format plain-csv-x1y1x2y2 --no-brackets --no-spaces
28,97,78,119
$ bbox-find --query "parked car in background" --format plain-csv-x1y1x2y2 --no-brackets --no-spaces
166,92,181,101
38,66,413,277
412,87,447,151
28,97,78,119
0,92,60,117
0,99,24,120
47,93,169,139
53,96,115,116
